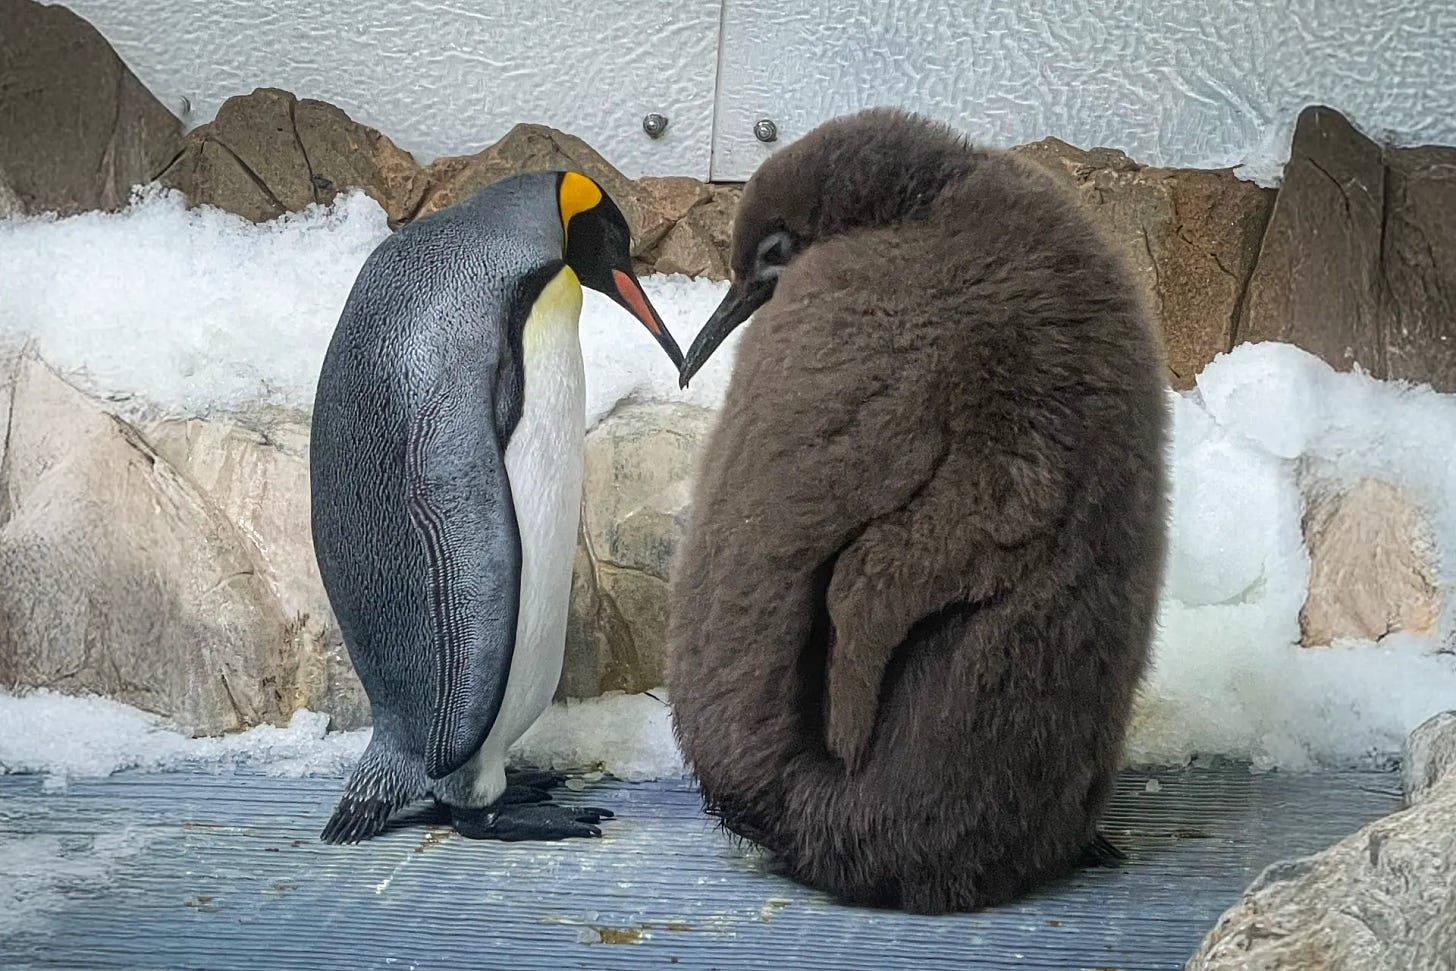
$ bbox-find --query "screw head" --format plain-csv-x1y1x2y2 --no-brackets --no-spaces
642,113,669,139
753,118,778,143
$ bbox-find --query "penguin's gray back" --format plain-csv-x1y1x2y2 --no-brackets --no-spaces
666,119,1169,913
311,173,584,833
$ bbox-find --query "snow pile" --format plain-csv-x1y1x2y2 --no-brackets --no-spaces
0,187,737,426
0,691,366,787
0,688,682,789
1127,343,1456,769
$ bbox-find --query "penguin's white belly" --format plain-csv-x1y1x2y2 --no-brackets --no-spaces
456,266,585,803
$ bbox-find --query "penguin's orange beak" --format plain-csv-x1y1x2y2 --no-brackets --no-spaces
608,268,683,369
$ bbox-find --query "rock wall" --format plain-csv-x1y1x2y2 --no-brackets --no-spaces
4,0,1456,732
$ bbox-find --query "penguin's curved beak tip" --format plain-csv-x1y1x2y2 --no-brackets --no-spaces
610,268,684,371
678,279,772,390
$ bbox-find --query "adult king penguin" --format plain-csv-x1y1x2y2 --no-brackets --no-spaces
311,170,683,844
668,109,1169,912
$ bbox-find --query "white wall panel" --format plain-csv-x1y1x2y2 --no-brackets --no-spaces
711,0,1456,182
60,0,722,179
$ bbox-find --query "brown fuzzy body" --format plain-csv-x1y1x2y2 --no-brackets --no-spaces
665,110,1170,914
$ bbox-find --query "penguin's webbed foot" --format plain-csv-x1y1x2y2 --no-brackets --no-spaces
451,803,615,842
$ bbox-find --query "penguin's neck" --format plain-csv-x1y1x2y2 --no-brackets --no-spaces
506,262,587,631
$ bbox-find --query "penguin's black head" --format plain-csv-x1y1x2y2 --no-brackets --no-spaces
678,108,979,387
557,171,683,368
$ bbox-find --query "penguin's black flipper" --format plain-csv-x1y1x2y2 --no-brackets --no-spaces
406,367,523,781
451,804,615,842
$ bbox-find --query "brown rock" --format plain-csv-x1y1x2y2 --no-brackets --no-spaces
144,411,367,727
637,176,711,225
161,138,287,223
0,0,184,216
1299,479,1440,647
159,88,427,226
419,124,675,255
0,356,292,734
1014,138,1273,389
651,184,741,280
1380,145,1456,390
1237,106,1456,392
558,402,715,697
558,512,641,700
293,98,429,225
1236,106,1387,375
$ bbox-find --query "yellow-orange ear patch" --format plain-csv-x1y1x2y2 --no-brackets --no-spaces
558,171,603,235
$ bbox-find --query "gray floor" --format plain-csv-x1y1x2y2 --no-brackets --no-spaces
0,765,1401,971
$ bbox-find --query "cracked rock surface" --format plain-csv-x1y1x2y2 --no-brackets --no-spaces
157,87,428,227
1238,105,1456,392
1184,711,1456,971
0,0,184,217
1011,138,1274,390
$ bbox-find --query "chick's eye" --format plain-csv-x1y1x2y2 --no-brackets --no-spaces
755,231,794,274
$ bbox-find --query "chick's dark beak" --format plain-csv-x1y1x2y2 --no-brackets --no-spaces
678,279,775,389
609,267,683,369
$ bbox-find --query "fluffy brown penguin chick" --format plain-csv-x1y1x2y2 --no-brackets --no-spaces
665,107,1170,914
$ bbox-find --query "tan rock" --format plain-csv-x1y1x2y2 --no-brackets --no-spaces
0,356,292,734
1405,711,1456,807
558,402,716,697
0,0,184,216
1299,479,1440,646
1185,718,1456,970
159,88,427,226
1013,138,1273,389
144,410,368,727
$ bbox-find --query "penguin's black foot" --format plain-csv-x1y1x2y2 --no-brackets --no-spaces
450,803,615,842
1076,832,1127,868
504,768,567,791
498,783,554,805
498,768,569,804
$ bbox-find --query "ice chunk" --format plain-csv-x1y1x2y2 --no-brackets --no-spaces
513,691,685,782
1196,342,1329,459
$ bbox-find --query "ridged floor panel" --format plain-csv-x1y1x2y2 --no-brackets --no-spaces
0,766,1401,971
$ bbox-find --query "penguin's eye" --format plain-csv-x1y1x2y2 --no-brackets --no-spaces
754,231,795,278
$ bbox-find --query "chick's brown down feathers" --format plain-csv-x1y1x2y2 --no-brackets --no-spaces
665,108,1169,913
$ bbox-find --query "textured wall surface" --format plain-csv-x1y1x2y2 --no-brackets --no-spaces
49,0,1456,182
712,0,1456,181
60,0,721,179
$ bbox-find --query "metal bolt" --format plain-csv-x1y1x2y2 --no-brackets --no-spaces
642,113,669,139
754,118,778,143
